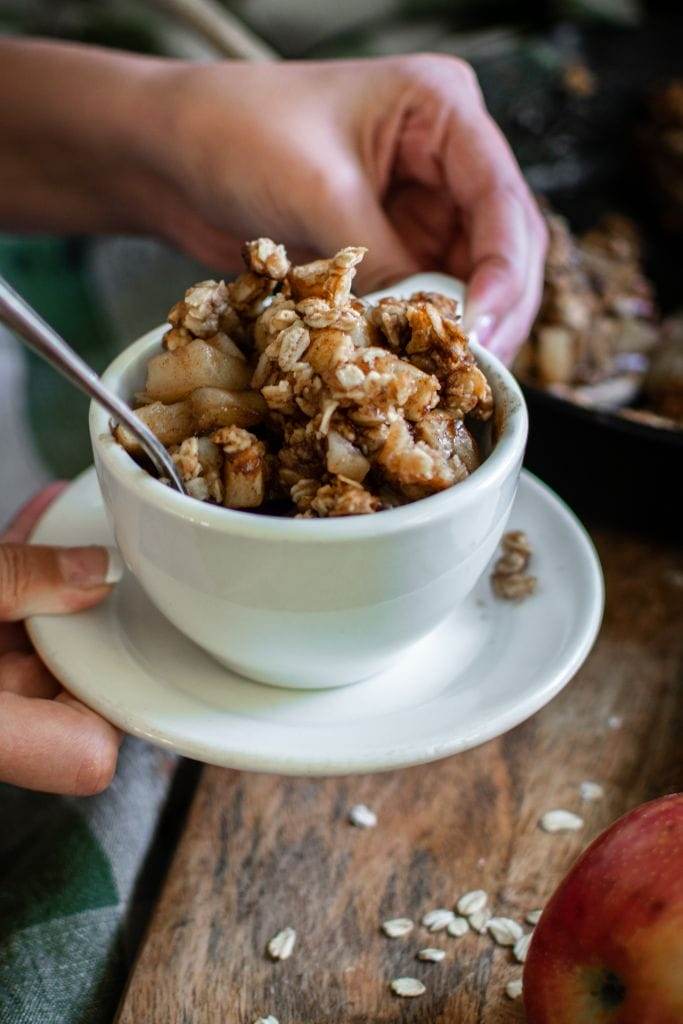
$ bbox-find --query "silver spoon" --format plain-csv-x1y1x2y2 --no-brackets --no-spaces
0,275,185,493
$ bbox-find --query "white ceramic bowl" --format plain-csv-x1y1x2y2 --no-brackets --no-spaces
90,274,528,689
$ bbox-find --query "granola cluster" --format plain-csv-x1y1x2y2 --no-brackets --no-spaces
491,531,536,602
116,239,493,516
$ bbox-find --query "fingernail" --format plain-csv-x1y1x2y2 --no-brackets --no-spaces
464,312,496,348
58,546,123,588
105,548,125,585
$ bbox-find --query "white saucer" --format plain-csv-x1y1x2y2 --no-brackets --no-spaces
28,468,603,776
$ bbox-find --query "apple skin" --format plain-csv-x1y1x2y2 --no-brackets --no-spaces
523,793,683,1024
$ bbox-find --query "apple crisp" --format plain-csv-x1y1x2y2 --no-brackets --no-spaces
115,240,493,516
515,208,683,429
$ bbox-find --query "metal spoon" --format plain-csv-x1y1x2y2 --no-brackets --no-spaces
0,275,186,493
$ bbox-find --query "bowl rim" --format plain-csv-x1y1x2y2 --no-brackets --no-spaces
90,276,528,542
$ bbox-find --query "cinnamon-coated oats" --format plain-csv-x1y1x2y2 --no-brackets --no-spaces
117,239,494,516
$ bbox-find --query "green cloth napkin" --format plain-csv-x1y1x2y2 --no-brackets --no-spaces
0,741,193,1024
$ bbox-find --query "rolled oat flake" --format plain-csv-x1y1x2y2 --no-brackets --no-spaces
391,978,426,998
417,947,446,962
539,809,584,833
422,908,455,932
382,917,414,938
469,908,490,934
267,927,296,960
506,978,523,1000
514,933,533,963
348,803,377,828
456,889,488,916
487,917,523,946
580,781,604,802
447,915,470,937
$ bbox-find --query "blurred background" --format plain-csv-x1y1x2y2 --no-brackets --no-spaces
1,0,681,528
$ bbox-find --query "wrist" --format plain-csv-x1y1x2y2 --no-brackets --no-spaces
0,39,185,236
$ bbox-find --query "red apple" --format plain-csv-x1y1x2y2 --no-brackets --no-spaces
523,793,683,1024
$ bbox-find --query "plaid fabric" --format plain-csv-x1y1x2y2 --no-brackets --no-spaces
0,740,181,1024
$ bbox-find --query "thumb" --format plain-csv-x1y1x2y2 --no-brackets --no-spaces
0,543,123,621
313,177,419,294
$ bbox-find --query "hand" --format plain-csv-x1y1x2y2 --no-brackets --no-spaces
157,55,547,363
0,485,122,795
0,42,546,364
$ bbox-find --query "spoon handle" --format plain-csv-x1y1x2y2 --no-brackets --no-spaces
0,275,185,493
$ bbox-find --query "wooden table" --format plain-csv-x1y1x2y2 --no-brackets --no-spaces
116,528,682,1023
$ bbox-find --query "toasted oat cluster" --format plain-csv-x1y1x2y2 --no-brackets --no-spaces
116,239,493,517
491,531,536,602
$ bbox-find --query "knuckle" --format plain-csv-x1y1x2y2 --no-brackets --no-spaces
400,52,481,96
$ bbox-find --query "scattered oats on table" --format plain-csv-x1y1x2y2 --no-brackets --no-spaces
456,889,488,916
447,915,470,937
580,780,605,801
391,977,426,998
422,908,456,932
348,803,377,828
253,1017,279,1024
513,932,533,963
267,926,296,960
417,947,446,962
608,715,623,730
487,917,524,947
539,809,584,833
506,978,524,1000
491,530,536,601
468,908,491,934
382,917,414,938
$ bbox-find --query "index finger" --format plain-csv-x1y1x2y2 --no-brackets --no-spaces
439,102,545,350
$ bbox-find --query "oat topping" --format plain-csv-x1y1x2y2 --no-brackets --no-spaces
492,530,537,601
117,238,493,516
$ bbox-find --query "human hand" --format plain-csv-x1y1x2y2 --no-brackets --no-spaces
0,42,545,363
157,55,547,363
0,484,122,795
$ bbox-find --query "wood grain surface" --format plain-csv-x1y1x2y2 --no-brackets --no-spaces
116,530,682,1024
